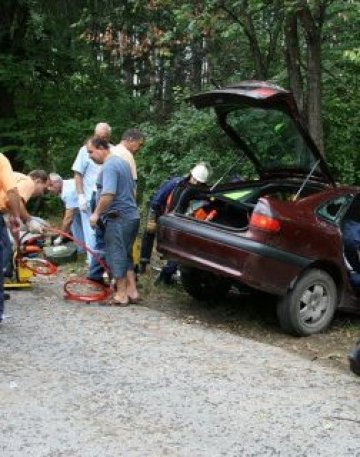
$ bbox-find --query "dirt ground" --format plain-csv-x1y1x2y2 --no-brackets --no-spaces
137,268,360,376
19,255,360,375
2,265,360,457
41,221,360,374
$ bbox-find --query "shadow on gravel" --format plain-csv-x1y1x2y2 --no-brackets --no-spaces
141,277,360,375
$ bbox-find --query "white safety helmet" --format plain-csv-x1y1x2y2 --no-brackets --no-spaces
190,163,210,184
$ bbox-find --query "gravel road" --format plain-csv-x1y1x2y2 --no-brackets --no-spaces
1,275,360,457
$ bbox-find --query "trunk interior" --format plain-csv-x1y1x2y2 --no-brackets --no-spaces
174,181,325,230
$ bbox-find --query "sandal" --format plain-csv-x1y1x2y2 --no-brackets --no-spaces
105,297,129,307
128,296,142,304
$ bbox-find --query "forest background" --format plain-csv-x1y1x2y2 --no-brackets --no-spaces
0,0,359,212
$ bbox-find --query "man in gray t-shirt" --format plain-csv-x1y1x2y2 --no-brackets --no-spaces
87,137,141,305
95,155,139,220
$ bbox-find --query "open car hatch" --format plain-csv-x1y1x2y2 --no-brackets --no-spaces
189,81,335,186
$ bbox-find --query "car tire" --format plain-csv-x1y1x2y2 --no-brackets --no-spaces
180,267,230,302
277,269,337,336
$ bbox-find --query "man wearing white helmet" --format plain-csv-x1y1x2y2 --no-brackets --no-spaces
140,162,211,283
189,162,210,184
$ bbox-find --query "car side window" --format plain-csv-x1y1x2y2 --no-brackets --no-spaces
317,196,351,223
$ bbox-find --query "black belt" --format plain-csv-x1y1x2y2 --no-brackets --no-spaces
106,211,120,219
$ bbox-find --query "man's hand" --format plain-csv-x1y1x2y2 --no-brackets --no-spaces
89,213,99,228
27,217,48,234
78,194,88,212
53,235,63,246
146,220,157,234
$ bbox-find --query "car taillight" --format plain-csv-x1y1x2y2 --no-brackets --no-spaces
249,212,280,233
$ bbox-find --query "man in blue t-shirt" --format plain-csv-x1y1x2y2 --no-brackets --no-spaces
87,137,141,305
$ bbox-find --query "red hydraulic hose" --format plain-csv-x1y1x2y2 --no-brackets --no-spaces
19,257,58,275
47,227,110,273
47,227,112,303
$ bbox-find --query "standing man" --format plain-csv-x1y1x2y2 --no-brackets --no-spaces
0,153,21,323
111,129,145,184
87,128,145,283
72,122,111,262
87,137,140,306
47,173,84,248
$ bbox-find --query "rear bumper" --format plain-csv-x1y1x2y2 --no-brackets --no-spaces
157,215,312,295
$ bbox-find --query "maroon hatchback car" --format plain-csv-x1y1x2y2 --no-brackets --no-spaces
157,81,360,336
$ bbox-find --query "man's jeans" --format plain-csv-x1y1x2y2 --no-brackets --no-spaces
79,207,96,264
71,211,85,253
2,225,12,278
88,216,139,281
88,223,106,282
104,218,139,278
140,230,156,270
0,215,7,319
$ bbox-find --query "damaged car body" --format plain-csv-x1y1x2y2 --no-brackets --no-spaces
157,81,360,336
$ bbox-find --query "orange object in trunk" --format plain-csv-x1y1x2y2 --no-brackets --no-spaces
193,208,208,220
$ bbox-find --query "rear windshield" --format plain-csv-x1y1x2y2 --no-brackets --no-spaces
226,107,320,175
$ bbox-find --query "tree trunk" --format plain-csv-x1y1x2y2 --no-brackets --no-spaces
191,39,203,92
305,31,323,154
298,5,324,155
284,14,304,118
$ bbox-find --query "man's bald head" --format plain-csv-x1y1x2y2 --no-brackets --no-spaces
94,122,111,141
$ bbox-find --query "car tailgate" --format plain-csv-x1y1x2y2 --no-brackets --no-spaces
157,214,311,294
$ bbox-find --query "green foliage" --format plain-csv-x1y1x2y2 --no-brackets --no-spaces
0,65,146,175
0,0,359,215
321,0,360,184
137,103,256,205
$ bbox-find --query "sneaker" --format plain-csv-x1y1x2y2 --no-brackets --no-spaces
139,263,147,274
349,342,360,376
4,293,10,301
154,271,174,286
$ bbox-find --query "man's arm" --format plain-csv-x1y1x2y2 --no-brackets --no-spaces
6,188,21,242
89,194,114,227
19,199,30,224
74,172,85,195
62,208,75,233
74,172,88,212
6,188,21,219
53,208,76,245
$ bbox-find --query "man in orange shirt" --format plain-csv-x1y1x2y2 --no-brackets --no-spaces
0,169,49,279
0,153,21,322
14,170,49,231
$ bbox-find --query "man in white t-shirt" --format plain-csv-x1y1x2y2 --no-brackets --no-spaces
47,174,84,249
72,122,111,262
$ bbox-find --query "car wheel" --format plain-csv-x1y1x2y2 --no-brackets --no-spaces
180,267,230,302
277,269,337,336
